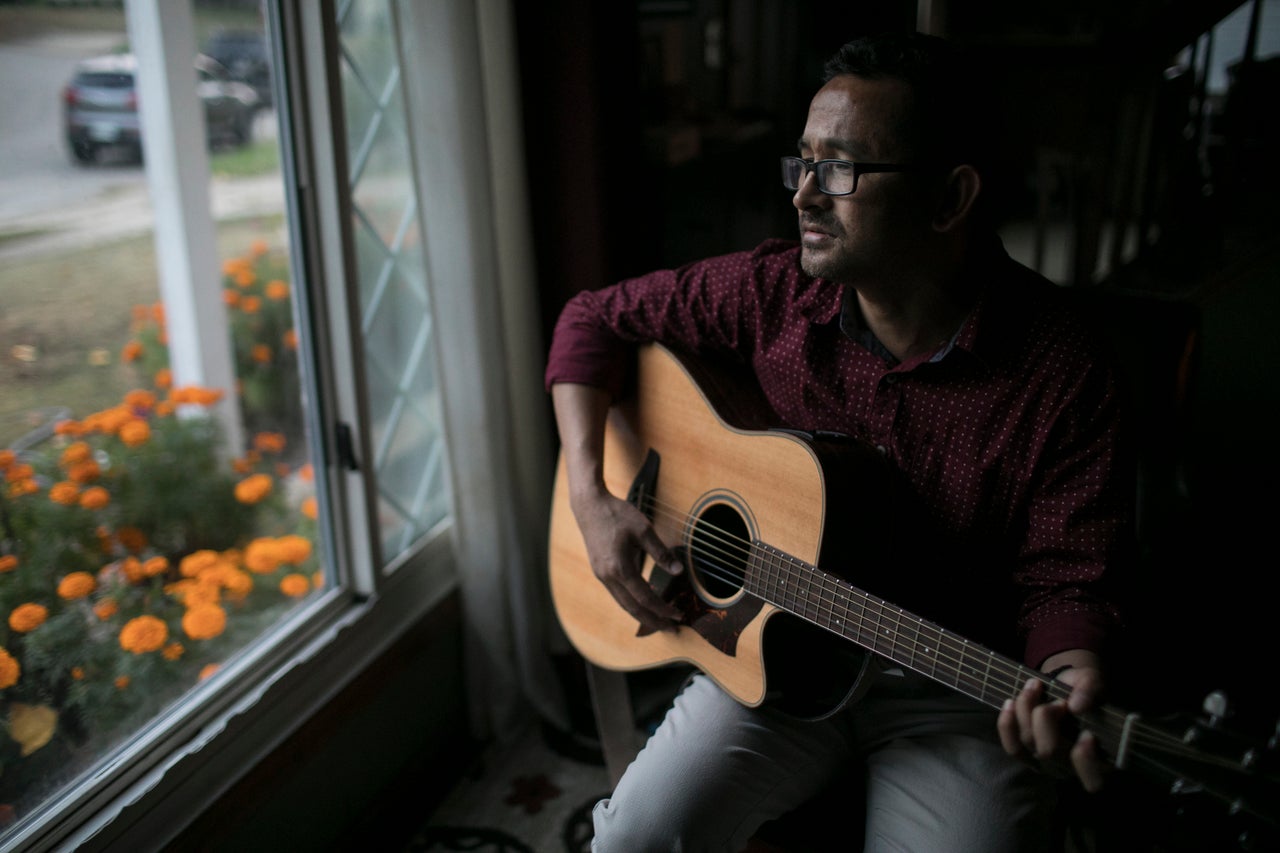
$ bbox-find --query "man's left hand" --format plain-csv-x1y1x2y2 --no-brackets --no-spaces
997,657,1107,792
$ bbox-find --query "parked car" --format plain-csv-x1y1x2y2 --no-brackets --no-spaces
62,53,261,165
201,29,272,106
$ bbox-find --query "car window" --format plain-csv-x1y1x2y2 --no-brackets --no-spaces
77,72,133,88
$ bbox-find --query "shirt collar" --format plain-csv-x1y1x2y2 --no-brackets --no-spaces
810,235,1013,369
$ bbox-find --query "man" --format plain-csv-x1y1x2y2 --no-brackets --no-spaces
545,31,1131,851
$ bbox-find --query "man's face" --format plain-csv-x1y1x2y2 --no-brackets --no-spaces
793,74,933,284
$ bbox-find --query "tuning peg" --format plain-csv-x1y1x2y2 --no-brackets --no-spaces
1202,690,1232,727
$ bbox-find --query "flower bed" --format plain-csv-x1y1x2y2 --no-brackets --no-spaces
0,241,317,824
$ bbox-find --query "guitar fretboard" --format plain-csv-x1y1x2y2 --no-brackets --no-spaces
744,540,1053,710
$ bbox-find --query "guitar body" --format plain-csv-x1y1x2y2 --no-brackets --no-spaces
548,344,1280,841
549,343,887,715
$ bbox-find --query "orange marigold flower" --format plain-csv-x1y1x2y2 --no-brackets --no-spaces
279,573,310,598
119,419,151,447
155,368,172,390
120,614,169,654
0,648,20,689
124,389,157,411
199,663,220,680
7,479,39,499
0,449,15,470
162,642,185,661
117,527,148,552
253,432,286,453
301,496,318,520
241,295,262,314
220,568,254,601
171,386,225,406
265,280,289,300
275,462,290,478
71,666,85,680
115,675,130,690
49,482,80,506
223,288,241,307
84,405,132,435
282,328,298,350
312,571,324,589
250,238,269,257
243,538,282,574
9,604,48,633
276,535,313,565
179,550,221,578
231,456,254,475
151,302,165,324
67,459,101,484
182,604,227,640
94,598,119,621
0,555,18,574
54,419,84,436
57,572,96,600
235,269,256,288
79,486,110,510
60,441,92,466
234,473,273,505
121,556,146,583
142,556,169,578
5,463,34,483
221,258,246,276
121,340,144,363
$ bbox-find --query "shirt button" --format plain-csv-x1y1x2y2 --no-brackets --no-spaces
884,375,899,386
875,444,888,455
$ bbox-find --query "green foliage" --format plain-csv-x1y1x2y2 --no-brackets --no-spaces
0,240,318,823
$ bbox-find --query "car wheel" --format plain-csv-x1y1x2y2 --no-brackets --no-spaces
69,139,97,165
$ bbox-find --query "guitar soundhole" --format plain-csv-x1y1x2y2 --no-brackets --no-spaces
688,502,748,600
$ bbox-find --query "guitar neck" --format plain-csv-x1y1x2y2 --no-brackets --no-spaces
745,540,1056,712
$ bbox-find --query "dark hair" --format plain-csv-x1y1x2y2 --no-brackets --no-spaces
823,31,997,181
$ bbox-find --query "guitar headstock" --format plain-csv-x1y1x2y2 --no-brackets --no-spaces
1110,690,1280,851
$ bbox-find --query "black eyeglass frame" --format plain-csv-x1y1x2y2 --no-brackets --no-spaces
780,156,917,196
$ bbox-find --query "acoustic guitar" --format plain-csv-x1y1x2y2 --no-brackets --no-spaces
548,342,1278,847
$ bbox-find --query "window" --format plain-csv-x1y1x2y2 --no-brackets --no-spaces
0,1,472,846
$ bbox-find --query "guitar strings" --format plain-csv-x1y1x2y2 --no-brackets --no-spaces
633,493,1238,772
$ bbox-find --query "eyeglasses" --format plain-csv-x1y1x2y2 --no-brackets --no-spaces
780,156,915,196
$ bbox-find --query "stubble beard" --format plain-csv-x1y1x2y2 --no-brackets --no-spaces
800,242,858,283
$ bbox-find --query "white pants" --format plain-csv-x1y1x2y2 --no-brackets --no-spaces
592,667,1054,853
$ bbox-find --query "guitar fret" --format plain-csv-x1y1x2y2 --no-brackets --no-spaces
747,541,1011,710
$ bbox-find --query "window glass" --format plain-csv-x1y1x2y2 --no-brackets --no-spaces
0,2,323,835
337,0,451,563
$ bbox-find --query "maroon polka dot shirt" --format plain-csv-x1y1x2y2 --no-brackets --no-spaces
546,239,1131,667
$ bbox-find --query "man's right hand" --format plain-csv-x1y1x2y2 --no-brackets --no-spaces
552,381,685,634
570,486,684,634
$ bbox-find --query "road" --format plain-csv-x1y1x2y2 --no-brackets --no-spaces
0,27,283,263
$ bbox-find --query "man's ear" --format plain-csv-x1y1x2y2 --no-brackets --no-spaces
933,164,981,233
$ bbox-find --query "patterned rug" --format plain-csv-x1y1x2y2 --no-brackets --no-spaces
406,724,611,853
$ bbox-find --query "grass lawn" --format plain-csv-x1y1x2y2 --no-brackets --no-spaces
0,214,288,447
0,3,260,49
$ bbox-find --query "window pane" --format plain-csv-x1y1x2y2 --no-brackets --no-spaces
0,3,324,836
337,0,451,565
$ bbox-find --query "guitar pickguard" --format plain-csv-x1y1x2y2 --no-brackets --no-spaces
638,548,764,657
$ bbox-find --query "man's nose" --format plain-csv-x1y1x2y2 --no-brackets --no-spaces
792,168,830,211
